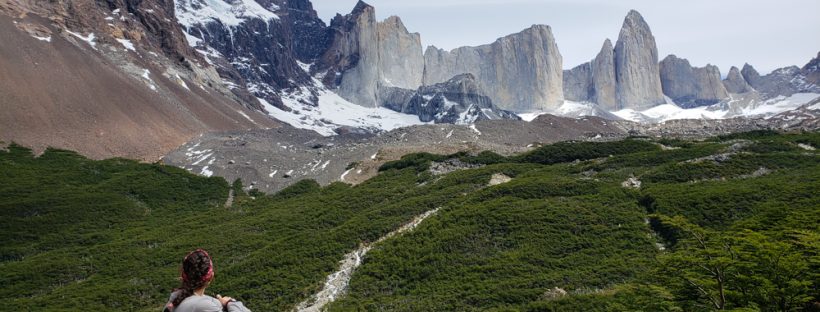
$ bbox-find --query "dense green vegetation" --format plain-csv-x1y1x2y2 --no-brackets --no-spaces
1,131,818,311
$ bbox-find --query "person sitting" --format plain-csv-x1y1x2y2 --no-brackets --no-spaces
163,249,251,312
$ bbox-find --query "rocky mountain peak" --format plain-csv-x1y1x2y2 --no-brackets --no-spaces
623,9,650,30
382,15,408,31
592,38,618,109
601,38,613,51
724,66,753,94
803,51,820,85
741,63,761,87
614,9,665,110
351,0,374,16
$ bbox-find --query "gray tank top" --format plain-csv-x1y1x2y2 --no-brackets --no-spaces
173,295,252,312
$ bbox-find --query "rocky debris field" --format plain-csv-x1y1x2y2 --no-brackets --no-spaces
163,109,818,193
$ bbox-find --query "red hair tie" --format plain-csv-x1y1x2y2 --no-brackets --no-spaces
180,249,214,283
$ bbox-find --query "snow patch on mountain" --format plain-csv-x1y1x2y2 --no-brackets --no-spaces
518,101,616,121
32,35,51,42
613,93,820,123
175,0,280,29
519,94,819,123
614,104,725,123
116,38,136,52
259,84,430,136
740,93,820,117
66,31,97,49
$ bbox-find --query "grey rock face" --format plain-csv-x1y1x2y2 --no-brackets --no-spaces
318,2,423,107
591,39,618,109
423,25,564,112
563,63,592,102
803,52,820,86
723,66,754,94
741,64,762,89
614,10,665,110
377,16,424,91
383,74,520,124
325,1,380,107
659,55,729,108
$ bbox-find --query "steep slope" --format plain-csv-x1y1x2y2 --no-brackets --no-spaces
0,4,276,160
423,25,564,112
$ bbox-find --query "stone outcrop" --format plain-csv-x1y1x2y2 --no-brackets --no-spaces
381,74,519,124
318,1,424,107
614,10,666,110
423,25,564,112
659,55,729,108
723,66,754,94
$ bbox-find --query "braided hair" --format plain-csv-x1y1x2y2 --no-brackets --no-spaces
170,249,215,308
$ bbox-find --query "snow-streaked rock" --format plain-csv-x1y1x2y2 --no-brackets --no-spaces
174,0,279,28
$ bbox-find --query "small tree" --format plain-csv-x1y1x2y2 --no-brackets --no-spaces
654,215,814,311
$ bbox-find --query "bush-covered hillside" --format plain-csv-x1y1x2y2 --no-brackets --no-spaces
1,131,818,311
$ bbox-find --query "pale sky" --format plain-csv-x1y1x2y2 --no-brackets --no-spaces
311,0,820,75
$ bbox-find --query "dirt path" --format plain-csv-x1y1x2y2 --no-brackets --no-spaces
224,189,234,208
294,208,440,312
